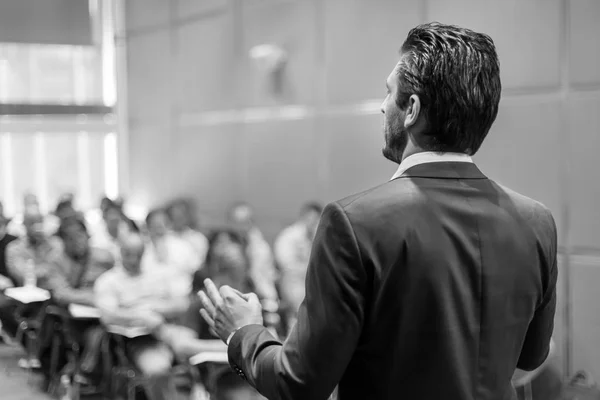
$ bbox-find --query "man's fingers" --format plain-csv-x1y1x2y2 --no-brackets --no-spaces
220,285,239,300
230,287,250,300
204,278,223,307
199,308,215,328
246,292,262,306
198,290,216,317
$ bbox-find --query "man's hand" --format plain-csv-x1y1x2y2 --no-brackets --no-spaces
199,278,264,343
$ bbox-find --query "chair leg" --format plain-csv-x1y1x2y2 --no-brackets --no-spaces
71,374,81,400
127,381,136,400
25,330,38,383
47,336,63,396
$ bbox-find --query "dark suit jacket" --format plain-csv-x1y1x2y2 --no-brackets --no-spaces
228,162,558,400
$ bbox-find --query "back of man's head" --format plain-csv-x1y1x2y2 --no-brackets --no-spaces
396,22,501,155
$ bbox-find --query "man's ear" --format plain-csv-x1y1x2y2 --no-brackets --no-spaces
403,94,421,129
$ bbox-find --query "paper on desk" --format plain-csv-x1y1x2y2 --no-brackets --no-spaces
189,351,228,366
68,304,101,319
106,325,151,339
4,287,50,304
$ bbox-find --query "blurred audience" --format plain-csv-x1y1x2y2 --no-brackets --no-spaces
5,211,63,287
274,202,322,329
95,232,228,400
54,198,82,224
167,198,209,268
0,190,320,398
95,232,185,400
7,192,60,237
40,217,113,306
32,216,114,388
143,208,198,285
0,212,19,341
227,203,278,303
89,198,134,261
0,212,18,290
195,229,255,294
187,229,266,399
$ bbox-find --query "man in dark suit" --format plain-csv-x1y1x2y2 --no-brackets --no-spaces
199,22,557,400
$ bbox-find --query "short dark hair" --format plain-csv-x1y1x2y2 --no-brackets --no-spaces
57,216,88,240
55,199,75,215
102,198,122,214
205,228,247,266
396,22,501,155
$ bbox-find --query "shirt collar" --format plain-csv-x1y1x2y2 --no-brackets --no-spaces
390,152,473,181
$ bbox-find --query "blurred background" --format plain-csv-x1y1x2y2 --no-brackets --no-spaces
0,0,599,399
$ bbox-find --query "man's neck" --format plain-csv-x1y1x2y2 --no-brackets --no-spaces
399,140,428,164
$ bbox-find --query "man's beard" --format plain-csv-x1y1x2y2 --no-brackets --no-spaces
382,121,408,164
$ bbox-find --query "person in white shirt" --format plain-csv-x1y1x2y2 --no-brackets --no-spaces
142,209,198,285
89,199,133,262
228,203,279,304
7,193,60,238
274,202,322,330
94,232,185,400
95,233,224,400
166,199,208,268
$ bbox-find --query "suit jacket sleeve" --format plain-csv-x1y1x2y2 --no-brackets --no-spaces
517,208,558,371
228,202,368,400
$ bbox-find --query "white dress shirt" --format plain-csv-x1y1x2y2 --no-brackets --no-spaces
390,152,473,181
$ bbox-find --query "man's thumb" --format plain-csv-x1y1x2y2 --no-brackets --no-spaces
232,288,260,304
246,292,261,306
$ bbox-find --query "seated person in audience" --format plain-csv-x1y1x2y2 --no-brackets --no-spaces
194,229,280,336
35,216,114,387
41,216,113,306
7,192,60,237
227,203,279,303
194,229,255,293
0,212,18,340
5,211,63,287
274,202,322,331
95,232,215,400
0,211,18,289
186,229,267,398
53,197,85,229
187,229,256,340
167,199,209,267
0,211,62,352
89,199,134,261
143,208,198,283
